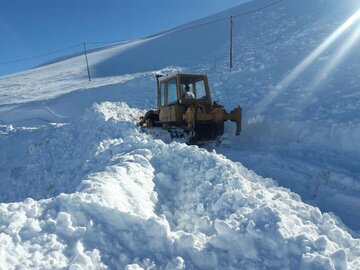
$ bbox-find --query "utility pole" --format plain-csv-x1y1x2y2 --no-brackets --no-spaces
83,42,91,81
230,16,233,69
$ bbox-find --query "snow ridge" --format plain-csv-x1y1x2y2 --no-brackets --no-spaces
1,103,359,269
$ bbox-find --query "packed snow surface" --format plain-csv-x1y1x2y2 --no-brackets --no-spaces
1,0,360,269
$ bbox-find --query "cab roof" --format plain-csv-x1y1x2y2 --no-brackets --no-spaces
158,73,207,83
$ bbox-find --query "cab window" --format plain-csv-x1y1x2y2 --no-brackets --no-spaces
180,77,207,100
167,79,178,104
195,80,206,99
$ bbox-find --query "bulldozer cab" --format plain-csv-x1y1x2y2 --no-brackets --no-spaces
157,73,212,108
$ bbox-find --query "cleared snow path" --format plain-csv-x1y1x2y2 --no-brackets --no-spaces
213,120,360,235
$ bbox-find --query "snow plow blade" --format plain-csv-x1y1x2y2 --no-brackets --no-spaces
228,107,242,136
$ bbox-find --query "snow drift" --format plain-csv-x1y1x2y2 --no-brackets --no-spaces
1,103,359,269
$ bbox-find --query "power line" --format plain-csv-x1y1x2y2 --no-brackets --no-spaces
233,0,285,18
86,40,129,45
85,0,285,50
160,0,285,36
0,43,83,66
0,0,285,68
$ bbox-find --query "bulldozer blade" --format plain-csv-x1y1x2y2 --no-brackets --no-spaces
229,107,242,136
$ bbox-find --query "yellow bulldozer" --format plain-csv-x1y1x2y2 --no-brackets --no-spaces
139,73,242,144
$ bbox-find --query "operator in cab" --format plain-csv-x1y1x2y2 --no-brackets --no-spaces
184,84,195,99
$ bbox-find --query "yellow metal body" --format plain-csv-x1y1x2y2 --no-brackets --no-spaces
139,73,242,142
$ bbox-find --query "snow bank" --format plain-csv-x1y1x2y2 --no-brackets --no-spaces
240,117,360,154
1,103,359,269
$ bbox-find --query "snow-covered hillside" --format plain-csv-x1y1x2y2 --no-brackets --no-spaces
1,0,360,269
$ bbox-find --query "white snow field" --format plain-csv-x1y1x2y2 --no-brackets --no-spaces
1,0,360,269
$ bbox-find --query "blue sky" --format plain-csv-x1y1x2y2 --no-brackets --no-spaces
0,0,248,76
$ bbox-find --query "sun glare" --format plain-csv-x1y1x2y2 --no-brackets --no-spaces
254,8,360,114
305,27,360,94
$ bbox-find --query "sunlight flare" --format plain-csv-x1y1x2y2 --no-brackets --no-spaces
254,8,360,113
306,27,360,93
